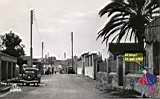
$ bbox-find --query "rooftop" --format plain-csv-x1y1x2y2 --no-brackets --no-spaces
109,43,145,55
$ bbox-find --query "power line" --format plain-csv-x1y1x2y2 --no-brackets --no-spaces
34,12,43,42
25,1,48,58
31,9,47,58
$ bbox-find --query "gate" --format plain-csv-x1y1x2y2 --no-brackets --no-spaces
118,56,123,86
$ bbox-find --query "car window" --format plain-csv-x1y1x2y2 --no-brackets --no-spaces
25,70,35,73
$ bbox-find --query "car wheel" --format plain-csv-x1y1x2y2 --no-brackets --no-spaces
38,79,41,83
26,83,30,86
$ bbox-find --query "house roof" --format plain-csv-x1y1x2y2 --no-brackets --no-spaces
0,52,17,62
109,43,145,55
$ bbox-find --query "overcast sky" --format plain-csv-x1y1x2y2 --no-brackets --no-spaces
0,0,110,59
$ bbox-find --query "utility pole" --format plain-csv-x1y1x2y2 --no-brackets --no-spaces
64,52,66,60
42,41,44,61
71,32,74,70
30,9,33,67
42,41,44,69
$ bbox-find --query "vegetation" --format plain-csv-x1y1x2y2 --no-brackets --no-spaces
1,31,25,73
97,0,160,44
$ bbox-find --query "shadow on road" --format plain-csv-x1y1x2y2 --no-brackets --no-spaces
99,88,141,98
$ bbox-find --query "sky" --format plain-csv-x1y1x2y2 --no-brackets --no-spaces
0,0,110,60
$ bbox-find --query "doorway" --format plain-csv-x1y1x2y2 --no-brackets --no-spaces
118,56,123,86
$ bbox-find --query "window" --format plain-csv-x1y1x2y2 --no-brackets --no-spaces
8,62,12,79
108,58,117,72
13,63,16,77
125,62,142,74
1,61,7,81
90,56,92,66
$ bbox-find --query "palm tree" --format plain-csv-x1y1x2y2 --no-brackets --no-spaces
97,0,160,44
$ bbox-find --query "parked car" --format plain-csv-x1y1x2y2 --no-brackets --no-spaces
68,67,75,74
20,67,41,86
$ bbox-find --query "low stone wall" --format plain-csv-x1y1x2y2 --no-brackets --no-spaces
96,72,119,90
96,72,145,93
125,74,160,97
85,67,94,79
125,74,153,96
125,74,142,90
96,72,109,90
109,72,118,88
77,67,83,75
96,72,160,97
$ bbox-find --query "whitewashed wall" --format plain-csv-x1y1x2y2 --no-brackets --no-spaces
77,67,83,75
85,66,94,79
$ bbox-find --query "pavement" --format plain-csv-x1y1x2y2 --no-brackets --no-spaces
0,83,12,98
100,87,142,98
0,74,143,99
0,85,11,93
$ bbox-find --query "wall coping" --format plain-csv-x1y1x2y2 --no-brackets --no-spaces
0,52,17,63
126,73,143,78
109,72,117,76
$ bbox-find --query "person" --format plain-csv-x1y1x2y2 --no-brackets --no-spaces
145,70,157,97
138,69,148,97
52,67,54,74
156,76,160,96
138,69,157,97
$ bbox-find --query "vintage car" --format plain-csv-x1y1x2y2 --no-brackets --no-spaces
20,67,41,86
68,67,75,74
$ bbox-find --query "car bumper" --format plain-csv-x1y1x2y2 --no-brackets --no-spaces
20,80,40,83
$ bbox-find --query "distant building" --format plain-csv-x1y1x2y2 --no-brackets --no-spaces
22,56,42,66
42,56,78,74
77,52,103,79
48,56,56,65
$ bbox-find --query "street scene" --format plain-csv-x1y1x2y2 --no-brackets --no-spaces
1,74,117,99
1,0,160,98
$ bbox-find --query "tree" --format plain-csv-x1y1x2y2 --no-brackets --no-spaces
1,31,25,73
97,0,160,44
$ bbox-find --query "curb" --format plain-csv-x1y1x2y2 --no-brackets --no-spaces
0,86,11,97
0,86,11,93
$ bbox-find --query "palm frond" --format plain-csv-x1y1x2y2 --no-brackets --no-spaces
111,33,120,42
98,19,126,37
124,27,130,42
145,0,159,10
101,27,121,43
129,29,134,41
107,8,132,17
128,0,138,11
99,2,129,17
97,21,124,39
117,23,129,42
145,4,160,15
98,0,160,44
